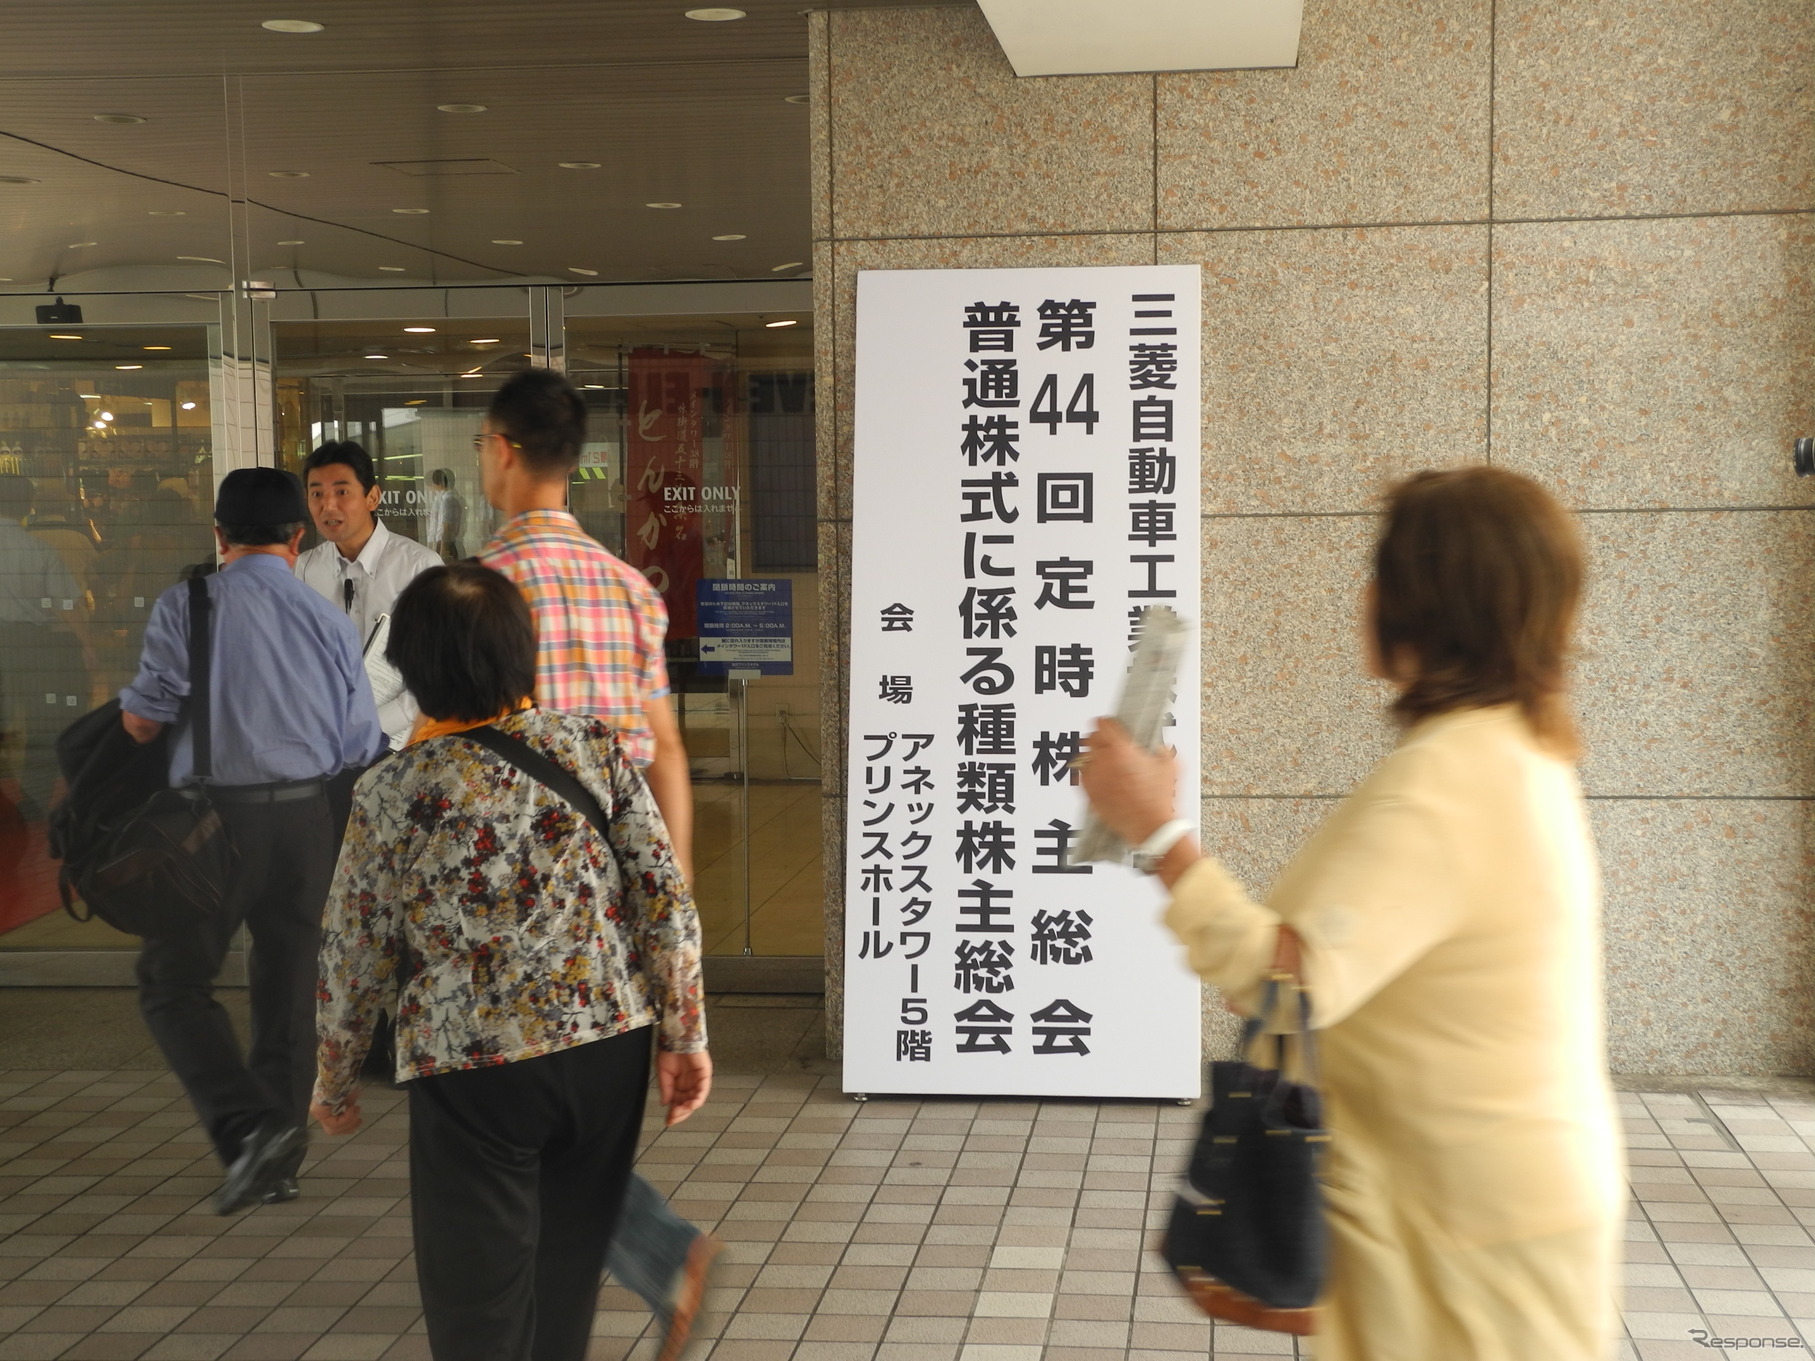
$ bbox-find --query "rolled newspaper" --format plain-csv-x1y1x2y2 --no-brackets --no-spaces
1074,605,1191,865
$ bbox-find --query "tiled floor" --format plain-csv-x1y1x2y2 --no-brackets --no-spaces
5,1041,1815,1361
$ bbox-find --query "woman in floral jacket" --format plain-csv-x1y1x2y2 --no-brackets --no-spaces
310,562,709,1361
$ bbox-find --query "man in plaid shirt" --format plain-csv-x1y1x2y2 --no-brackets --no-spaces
475,368,693,877
472,368,716,1361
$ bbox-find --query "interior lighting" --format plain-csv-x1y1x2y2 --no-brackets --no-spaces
261,19,325,32
645,202,683,209
783,94,810,104
364,354,388,359
92,421,106,429
685,8,748,19
93,114,147,125
99,412,113,421
568,267,599,276
404,399,427,406
764,319,799,328
0,176,42,184
379,266,407,272
557,162,601,170
437,104,487,114
392,208,429,214
67,242,97,249
712,234,746,241
460,370,484,378
491,239,523,245
470,338,500,345
142,345,172,351
582,384,605,390
49,334,83,341
277,239,305,245
403,326,436,333
148,210,186,216
771,261,805,271
267,171,310,178
180,401,196,410
178,255,223,263
114,365,142,371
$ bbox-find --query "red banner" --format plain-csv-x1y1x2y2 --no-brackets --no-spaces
625,349,716,639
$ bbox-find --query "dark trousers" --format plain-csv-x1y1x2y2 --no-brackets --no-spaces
136,792,334,1164
409,1029,652,1361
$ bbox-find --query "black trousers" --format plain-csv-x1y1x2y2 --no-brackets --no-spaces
136,791,334,1164
409,1029,652,1361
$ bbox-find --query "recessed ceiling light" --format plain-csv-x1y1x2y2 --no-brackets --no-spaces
364,353,388,359
437,103,487,114
0,176,41,184
114,365,142,371
177,255,222,263
470,338,500,345
93,114,146,125
568,267,599,276
403,326,436,333
99,411,113,420
491,239,523,245
78,393,100,398
67,241,97,249
685,7,747,19
277,239,304,245
711,234,747,241
582,384,605,390
392,208,430,214
49,334,83,341
783,94,810,105
460,370,484,378
261,19,325,32
771,261,805,271
378,266,406,272
404,399,427,406
180,401,196,409
646,202,683,210
557,162,601,170
267,171,310,178
142,345,171,351
764,319,799,328
148,210,186,216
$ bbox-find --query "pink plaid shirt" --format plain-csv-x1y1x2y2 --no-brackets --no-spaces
478,509,670,767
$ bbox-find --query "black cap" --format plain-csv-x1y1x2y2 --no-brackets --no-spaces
214,467,305,527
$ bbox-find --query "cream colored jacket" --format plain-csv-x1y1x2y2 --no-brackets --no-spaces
1167,705,1625,1249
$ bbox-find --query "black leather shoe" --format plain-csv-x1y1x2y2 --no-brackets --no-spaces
215,1121,304,1216
260,1176,301,1205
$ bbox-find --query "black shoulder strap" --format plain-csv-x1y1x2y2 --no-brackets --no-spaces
186,575,212,782
463,723,612,846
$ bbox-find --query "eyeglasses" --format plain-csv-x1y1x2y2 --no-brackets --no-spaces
471,431,522,452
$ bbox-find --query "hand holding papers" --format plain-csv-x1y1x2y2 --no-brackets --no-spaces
1075,605,1191,865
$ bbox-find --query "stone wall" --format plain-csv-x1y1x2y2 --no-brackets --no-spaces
814,0,1815,1075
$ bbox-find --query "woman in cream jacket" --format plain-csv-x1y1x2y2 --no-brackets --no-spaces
1081,467,1625,1361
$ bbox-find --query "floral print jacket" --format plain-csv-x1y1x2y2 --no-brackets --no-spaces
314,708,705,1107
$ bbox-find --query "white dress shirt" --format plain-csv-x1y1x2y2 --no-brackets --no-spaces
296,518,443,748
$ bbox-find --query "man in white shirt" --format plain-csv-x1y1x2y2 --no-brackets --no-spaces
294,442,441,752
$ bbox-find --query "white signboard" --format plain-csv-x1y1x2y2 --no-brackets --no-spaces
845,266,1203,1099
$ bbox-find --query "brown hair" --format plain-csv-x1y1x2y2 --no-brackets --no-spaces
1372,466,1584,757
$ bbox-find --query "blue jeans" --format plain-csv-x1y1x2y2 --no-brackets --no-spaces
607,1172,701,1323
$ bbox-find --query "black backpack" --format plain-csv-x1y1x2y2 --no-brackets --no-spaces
49,576,235,936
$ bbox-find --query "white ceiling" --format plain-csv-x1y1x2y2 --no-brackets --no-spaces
977,0,1301,77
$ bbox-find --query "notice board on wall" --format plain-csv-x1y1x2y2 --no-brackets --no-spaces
845,265,1204,1100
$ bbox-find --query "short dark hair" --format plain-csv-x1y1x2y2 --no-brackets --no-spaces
1373,466,1584,757
430,467,454,489
219,521,303,547
488,368,586,477
386,563,537,722
303,440,377,492
0,473,34,520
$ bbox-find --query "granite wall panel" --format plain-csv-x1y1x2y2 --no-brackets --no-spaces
1596,798,1815,1076
1161,224,1488,514
1492,215,1815,510
825,7,1154,241
1493,0,1815,221
1157,0,1492,231
1575,510,1815,799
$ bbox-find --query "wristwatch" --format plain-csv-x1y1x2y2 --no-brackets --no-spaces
1131,818,1193,875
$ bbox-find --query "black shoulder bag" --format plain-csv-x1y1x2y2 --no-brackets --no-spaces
461,723,621,874
55,576,236,936
1161,968,1327,1336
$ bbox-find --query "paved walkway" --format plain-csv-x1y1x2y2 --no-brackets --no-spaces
4,1058,1815,1360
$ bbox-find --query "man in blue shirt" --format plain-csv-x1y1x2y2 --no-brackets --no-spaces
122,467,383,1214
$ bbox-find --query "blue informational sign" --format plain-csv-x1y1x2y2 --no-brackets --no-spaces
696,578,793,677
